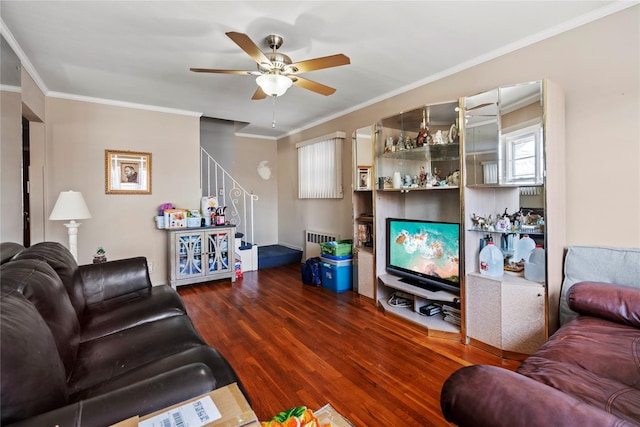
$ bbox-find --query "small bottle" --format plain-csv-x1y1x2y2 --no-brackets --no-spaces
514,234,536,263
525,245,546,282
479,241,504,277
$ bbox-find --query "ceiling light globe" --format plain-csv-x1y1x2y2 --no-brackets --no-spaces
256,74,292,97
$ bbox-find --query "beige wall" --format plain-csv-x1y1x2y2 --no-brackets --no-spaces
233,135,278,245
0,90,23,243
277,5,640,250
42,97,201,284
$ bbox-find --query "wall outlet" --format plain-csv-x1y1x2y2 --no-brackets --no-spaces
148,260,154,273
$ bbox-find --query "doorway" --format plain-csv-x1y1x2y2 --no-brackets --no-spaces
22,116,30,246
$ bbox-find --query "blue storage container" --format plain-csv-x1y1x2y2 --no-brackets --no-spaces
319,256,353,293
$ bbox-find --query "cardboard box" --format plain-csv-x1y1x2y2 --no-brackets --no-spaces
111,383,259,427
164,209,188,229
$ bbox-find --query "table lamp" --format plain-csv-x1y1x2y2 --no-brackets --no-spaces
49,190,92,261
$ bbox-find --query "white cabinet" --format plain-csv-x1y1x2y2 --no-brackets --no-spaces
466,272,545,358
167,226,236,288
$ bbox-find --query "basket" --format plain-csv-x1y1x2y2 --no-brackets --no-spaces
319,239,353,257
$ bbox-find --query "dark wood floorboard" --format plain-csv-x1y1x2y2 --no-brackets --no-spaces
178,263,519,426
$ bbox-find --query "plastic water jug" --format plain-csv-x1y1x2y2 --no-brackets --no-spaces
514,234,536,263
479,242,504,277
525,245,546,282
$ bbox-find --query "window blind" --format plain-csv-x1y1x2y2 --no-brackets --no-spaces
297,132,345,199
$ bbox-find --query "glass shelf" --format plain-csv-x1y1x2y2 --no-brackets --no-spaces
380,143,459,162
468,227,544,235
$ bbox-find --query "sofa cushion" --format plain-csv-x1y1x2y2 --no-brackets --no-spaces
77,256,151,305
80,284,186,342
0,289,68,425
518,316,640,422
568,281,640,328
0,242,25,264
560,246,640,325
67,314,210,395
0,259,80,376
14,241,84,318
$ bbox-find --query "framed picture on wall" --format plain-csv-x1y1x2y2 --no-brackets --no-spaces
105,149,152,194
357,166,371,190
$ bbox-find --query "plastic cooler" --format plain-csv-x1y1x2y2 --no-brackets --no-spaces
319,255,353,293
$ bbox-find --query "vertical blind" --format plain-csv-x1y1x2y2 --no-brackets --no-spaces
297,132,345,199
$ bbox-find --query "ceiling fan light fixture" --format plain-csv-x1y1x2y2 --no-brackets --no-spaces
256,74,292,97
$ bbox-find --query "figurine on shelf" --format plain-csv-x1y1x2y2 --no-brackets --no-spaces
471,213,486,229
432,130,445,145
419,166,427,186
446,170,461,186
385,136,394,153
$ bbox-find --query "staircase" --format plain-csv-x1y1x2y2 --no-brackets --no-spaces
201,148,259,272
200,148,302,271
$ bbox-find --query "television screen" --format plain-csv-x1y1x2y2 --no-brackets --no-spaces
386,218,460,294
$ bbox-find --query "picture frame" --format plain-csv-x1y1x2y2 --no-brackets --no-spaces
105,149,152,194
357,166,371,190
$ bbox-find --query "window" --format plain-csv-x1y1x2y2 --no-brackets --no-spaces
503,124,543,185
297,132,345,199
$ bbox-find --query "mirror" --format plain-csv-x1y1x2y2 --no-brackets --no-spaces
464,81,543,187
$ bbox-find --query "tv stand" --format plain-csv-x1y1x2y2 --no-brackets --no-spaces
399,277,445,293
378,273,461,339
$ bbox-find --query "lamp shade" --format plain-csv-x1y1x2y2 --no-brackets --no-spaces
256,74,293,97
49,191,92,220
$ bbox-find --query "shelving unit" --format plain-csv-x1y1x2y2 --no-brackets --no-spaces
463,80,565,356
373,100,463,339
378,273,461,339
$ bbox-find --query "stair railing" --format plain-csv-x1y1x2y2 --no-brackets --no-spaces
200,147,258,247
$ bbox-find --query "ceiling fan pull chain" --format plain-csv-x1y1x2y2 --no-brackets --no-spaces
272,95,277,128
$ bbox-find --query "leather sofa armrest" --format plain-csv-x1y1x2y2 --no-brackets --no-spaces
440,365,634,427
5,363,217,427
568,281,640,328
76,257,152,306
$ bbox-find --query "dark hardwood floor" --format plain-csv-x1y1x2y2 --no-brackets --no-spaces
178,263,519,426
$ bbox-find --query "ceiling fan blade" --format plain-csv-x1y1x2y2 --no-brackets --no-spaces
252,86,267,100
226,31,272,67
288,54,350,74
190,68,255,75
292,76,336,96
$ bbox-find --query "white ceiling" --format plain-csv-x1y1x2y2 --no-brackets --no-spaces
0,1,632,138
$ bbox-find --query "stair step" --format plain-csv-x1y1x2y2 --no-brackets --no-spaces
258,245,302,270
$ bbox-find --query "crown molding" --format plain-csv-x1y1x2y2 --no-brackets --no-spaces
47,92,203,117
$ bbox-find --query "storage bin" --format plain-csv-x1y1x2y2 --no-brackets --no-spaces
320,256,352,293
319,239,353,257
321,253,353,261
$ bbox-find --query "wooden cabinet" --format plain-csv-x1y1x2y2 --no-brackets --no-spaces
167,226,236,289
466,272,545,358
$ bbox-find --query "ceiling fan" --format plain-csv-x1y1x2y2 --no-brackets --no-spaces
190,32,350,99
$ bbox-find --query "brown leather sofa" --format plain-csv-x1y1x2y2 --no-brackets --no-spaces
440,280,640,426
1,241,247,427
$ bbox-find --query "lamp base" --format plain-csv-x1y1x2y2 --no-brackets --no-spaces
64,220,81,262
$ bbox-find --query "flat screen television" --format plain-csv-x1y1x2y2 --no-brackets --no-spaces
386,218,460,294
